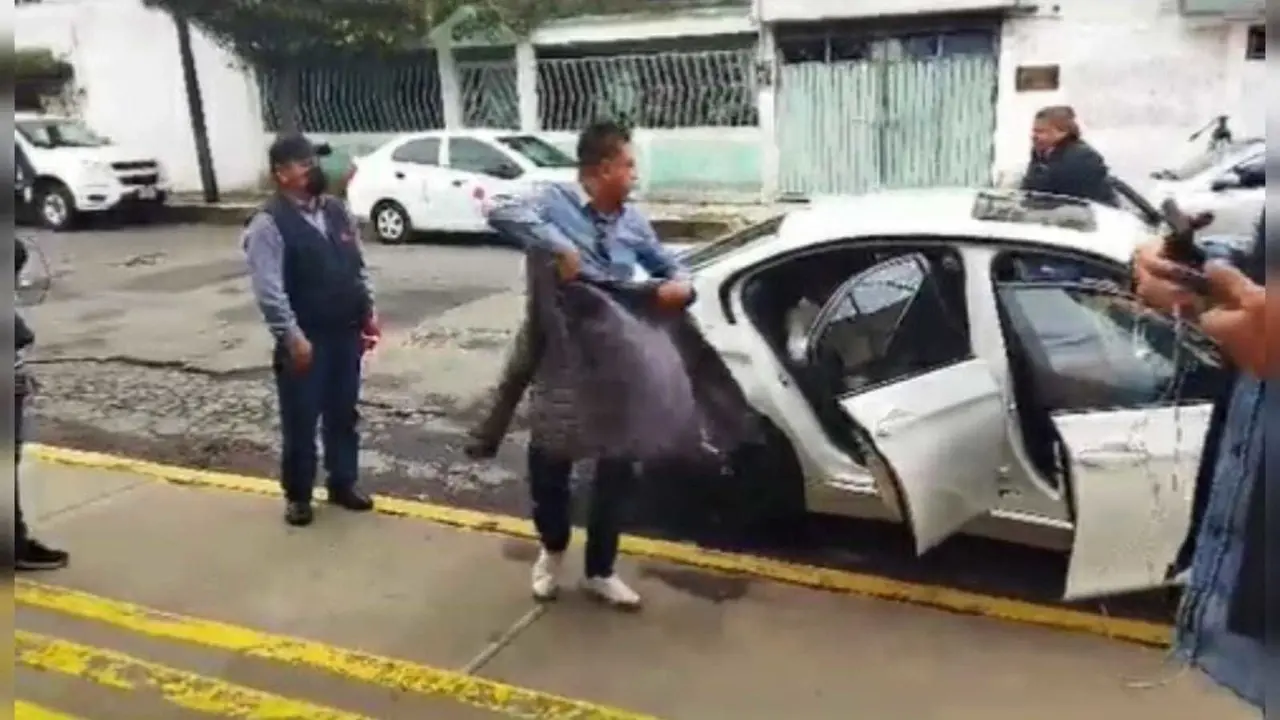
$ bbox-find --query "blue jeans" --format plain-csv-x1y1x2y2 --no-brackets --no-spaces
1175,377,1266,710
273,329,363,502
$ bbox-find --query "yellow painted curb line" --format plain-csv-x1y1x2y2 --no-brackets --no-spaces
27,443,1173,648
16,630,371,719
17,582,657,720
14,700,85,720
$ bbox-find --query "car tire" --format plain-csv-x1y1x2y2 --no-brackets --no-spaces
722,420,809,545
371,200,411,245
36,182,77,232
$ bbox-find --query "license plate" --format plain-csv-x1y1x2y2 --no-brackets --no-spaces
137,187,157,200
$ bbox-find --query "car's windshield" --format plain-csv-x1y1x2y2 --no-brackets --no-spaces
17,118,111,149
496,135,576,169
1159,140,1261,181
682,216,785,270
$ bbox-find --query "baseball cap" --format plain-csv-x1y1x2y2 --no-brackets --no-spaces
267,134,332,168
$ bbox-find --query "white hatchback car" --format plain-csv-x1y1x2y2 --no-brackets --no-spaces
1147,138,1264,241
683,188,1224,602
345,130,578,243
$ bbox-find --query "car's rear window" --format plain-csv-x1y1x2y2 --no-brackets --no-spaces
681,216,785,270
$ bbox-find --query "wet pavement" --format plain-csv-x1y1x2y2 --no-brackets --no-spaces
19,223,1176,624
15,459,1254,720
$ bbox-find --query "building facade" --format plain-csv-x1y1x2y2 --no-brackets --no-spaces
15,0,1264,199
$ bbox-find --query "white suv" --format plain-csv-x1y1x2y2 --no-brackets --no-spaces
15,112,168,231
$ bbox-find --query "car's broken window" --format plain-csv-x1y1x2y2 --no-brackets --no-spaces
997,284,1223,412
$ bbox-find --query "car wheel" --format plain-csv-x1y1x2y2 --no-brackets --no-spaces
371,200,411,244
36,182,77,232
722,420,808,544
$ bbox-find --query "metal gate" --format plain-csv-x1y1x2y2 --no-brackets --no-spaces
776,52,998,197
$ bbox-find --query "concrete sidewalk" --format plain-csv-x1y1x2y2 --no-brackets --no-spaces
16,458,1253,720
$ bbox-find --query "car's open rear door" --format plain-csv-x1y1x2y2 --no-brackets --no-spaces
1055,405,1210,600
837,359,1006,555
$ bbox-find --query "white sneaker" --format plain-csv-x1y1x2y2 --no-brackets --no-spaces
582,575,642,610
531,550,564,601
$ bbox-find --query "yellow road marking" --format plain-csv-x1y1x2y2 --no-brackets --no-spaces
16,630,371,719
17,581,659,720
14,700,85,720
28,443,1174,647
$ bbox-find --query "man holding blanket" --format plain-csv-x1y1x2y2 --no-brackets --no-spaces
471,121,692,609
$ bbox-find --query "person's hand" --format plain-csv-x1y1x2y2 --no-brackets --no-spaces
361,312,382,354
1197,261,1268,376
654,280,693,312
285,330,313,373
554,248,580,283
1132,238,1203,316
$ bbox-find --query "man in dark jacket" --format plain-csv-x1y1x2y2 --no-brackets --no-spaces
14,239,70,571
243,135,381,527
1133,212,1268,710
1020,105,1118,206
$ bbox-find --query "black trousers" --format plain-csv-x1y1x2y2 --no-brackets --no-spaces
527,446,634,579
15,390,28,548
273,329,363,502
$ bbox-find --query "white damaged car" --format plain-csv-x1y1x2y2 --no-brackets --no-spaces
680,188,1224,602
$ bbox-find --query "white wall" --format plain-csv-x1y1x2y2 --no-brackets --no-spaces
994,0,1263,185
15,0,265,192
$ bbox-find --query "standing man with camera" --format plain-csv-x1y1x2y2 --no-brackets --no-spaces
1133,212,1270,712
243,135,381,527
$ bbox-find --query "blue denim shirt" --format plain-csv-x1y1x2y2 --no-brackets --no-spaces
485,182,685,284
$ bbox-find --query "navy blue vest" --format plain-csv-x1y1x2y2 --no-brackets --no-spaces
263,194,368,334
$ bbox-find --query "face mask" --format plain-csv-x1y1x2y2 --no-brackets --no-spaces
303,165,328,196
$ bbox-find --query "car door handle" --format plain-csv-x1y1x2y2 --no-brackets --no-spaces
394,172,405,179
872,408,915,439
450,179,465,187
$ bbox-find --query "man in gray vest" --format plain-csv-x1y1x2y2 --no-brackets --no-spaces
243,135,380,527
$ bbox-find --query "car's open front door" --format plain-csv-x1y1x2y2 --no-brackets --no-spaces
1056,405,1210,600
805,252,1005,556
837,361,1007,554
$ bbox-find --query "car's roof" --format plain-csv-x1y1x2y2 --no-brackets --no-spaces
766,187,1147,265
383,128,526,143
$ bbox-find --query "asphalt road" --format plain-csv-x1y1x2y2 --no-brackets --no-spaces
18,222,1175,623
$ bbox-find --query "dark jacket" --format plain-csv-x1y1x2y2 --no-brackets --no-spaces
1020,138,1118,206
1177,215,1267,642
523,247,758,463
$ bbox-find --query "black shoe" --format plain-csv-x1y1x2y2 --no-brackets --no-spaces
16,539,69,571
284,501,314,527
327,488,374,512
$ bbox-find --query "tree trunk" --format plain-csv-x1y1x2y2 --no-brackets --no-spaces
174,13,220,203
275,60,301,134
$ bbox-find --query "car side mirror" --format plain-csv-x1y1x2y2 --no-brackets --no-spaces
1209,171,1240,192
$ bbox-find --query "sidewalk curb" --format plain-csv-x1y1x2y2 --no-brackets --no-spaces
28,443,1174,649
164,203,736,241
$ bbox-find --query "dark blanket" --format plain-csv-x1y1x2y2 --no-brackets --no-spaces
524,248,758,464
